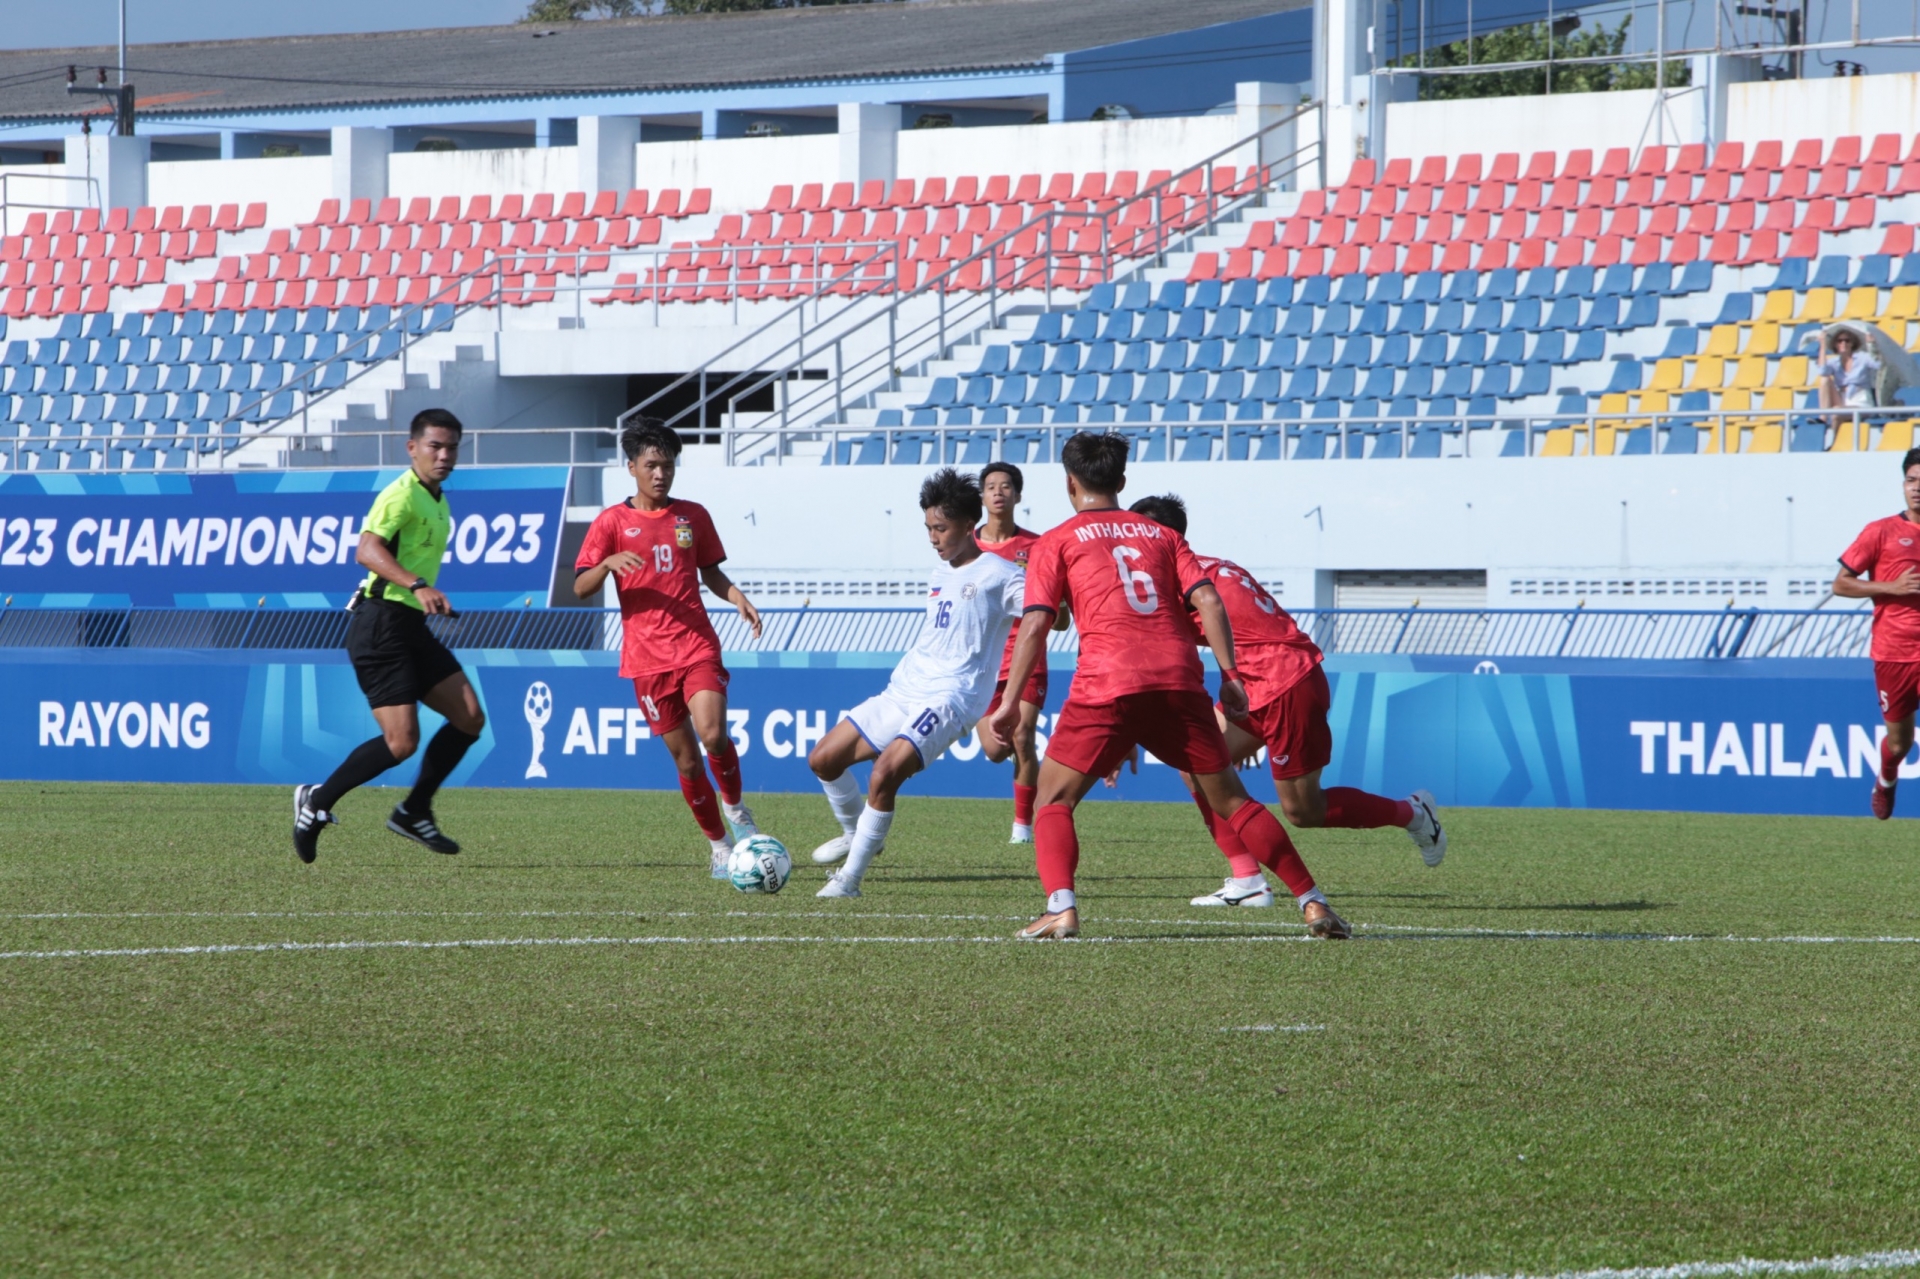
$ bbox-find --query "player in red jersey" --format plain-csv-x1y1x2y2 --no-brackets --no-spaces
574,419,766,876
1127,495,1445,904
1835,448,1920,818
988,432,1350,941
973,462,1050,844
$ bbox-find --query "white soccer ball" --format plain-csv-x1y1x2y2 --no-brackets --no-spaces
727,834,792,895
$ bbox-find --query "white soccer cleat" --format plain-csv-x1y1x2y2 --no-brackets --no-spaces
1407,789,1446,867
1190,878,1276,908
709,839,733,879
1009,822,1033,844
723,801,759,839
812,833,853,865
816,872,862,899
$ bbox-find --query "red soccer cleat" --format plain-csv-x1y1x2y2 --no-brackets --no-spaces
1872,783,1897,821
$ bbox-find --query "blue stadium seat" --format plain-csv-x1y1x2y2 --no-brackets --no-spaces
1809,256,1851,290
1064,311,1100,344
1116,282,1152,312
1097,311,1134,343
1657,326,1698,358
1674,261,1714,295
1406,271,1443,303
1151,281,1186,311
1189,279,1222,310
1258,278,1293,307
1332,274,1367,305
944,431,994,464
1852,255,1892,289
1444,271,1481,302
1086,283,1118,313
1757,259,1810,292
1295,275,1332,307
1027,312,1064,345
1511,362,1551,398
890,430,934,464
910,377,957,409
1787,414,1828,453
1081,341,1115,373
1174,425,1220,461
1224,279,1259,309
1556,265,1597,299
1368,273,1406,303
969,346,1009,376
1894,257,1920,288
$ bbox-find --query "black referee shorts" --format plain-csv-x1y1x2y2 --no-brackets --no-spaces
345,597,465,709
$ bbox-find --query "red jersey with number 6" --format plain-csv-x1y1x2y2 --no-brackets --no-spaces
1842,514,1920,662
576,498,726,677
1187,555,1322,704
976,525,1042,679
1022,509,1211,703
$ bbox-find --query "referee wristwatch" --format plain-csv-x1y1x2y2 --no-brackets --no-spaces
408,577,431,593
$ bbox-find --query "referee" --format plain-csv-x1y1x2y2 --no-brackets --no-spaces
293,408,487,863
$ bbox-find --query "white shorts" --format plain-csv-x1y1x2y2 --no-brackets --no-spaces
845,686,974,764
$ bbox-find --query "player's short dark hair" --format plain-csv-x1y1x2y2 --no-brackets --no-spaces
1061,431,1128,495
980,461,1024,496
1903,447,1920,475
1128,494,1188,536
919,467,983,526
410,408,463,439
622,417,683,462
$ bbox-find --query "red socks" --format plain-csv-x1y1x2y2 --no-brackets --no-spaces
1881,737,1904,788
1323,787,1414,830
1225,801,1316,899
679,770,727,840
1034,803,1079,893
1193,792,1262,878
707,738,744,806
1014,783,1037,827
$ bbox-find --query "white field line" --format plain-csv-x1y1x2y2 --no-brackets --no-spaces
1221,1023,1326,1033
1457,1246,1920,1278
0,933,1326,961
8,908,1920,947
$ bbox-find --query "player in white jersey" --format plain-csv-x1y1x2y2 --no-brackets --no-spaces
807,469,1026,898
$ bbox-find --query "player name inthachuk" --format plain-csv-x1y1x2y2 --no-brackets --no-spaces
1071,520,1166,543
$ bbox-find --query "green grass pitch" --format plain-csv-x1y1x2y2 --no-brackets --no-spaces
4,781,1920,1277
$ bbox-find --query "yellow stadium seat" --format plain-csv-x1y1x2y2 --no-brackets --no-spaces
1739,423,1783,453
1885,285,1920,320
1743,323,1780,356
1539,428,1576,457
1647,358,1685,392
1593,423,1617,456
1795,287,1836,323
1597,392,1630,416
1770,355,1811,390
1730,356,1769,389
1843,287,1880,321
1704,324,1741,358
1877,420,1916,452
1684,355,1725,391
1756,290,1795,323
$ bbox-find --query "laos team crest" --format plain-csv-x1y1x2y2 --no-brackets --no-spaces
674,517,695,549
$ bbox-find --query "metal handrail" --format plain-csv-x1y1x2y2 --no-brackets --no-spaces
12,399,1916,473
614,104,1322,454
782,405,1920,465
0,604,1873,660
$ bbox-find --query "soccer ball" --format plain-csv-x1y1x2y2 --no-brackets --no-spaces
727,835,792,895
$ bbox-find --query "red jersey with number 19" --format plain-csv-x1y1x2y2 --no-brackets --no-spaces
1189,555,1322,702
976,525,1042,678
1022,509,1211,703
575,498,726,678
1842,513,1920,662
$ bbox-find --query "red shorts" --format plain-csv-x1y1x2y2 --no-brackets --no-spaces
1876,660,1920,722
1044,688,1232,778
1235,665,1334,781
986,667,1050,717
632,659,729,734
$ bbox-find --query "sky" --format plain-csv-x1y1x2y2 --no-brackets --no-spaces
0,0,531,50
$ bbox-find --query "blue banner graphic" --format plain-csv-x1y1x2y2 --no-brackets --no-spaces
0,650,1900,817
0,468,569,609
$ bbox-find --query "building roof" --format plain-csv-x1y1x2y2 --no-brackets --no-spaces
0,0,1307,123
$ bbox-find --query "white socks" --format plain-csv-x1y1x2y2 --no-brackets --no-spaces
1046,888,1076,914
1229,874,1267,892
840,805,894,887
820,772,863,835
1297,886,1327,909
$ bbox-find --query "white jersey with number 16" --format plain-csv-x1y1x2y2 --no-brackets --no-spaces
886,551,1027,718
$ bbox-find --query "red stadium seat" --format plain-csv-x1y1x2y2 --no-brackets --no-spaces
1880,225,1916,257
1709,141,1744,172
654,189,683,219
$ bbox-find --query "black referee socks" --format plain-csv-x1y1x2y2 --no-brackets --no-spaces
406,724,481,814
312,736,401,812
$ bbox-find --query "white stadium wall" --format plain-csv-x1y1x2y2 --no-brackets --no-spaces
894,116,1243,185
1381,88,1704,169
147,156,332,231
629,453,1892,612
389,146,588,207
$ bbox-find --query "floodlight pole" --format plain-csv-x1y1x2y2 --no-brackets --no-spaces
119,0,126,85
